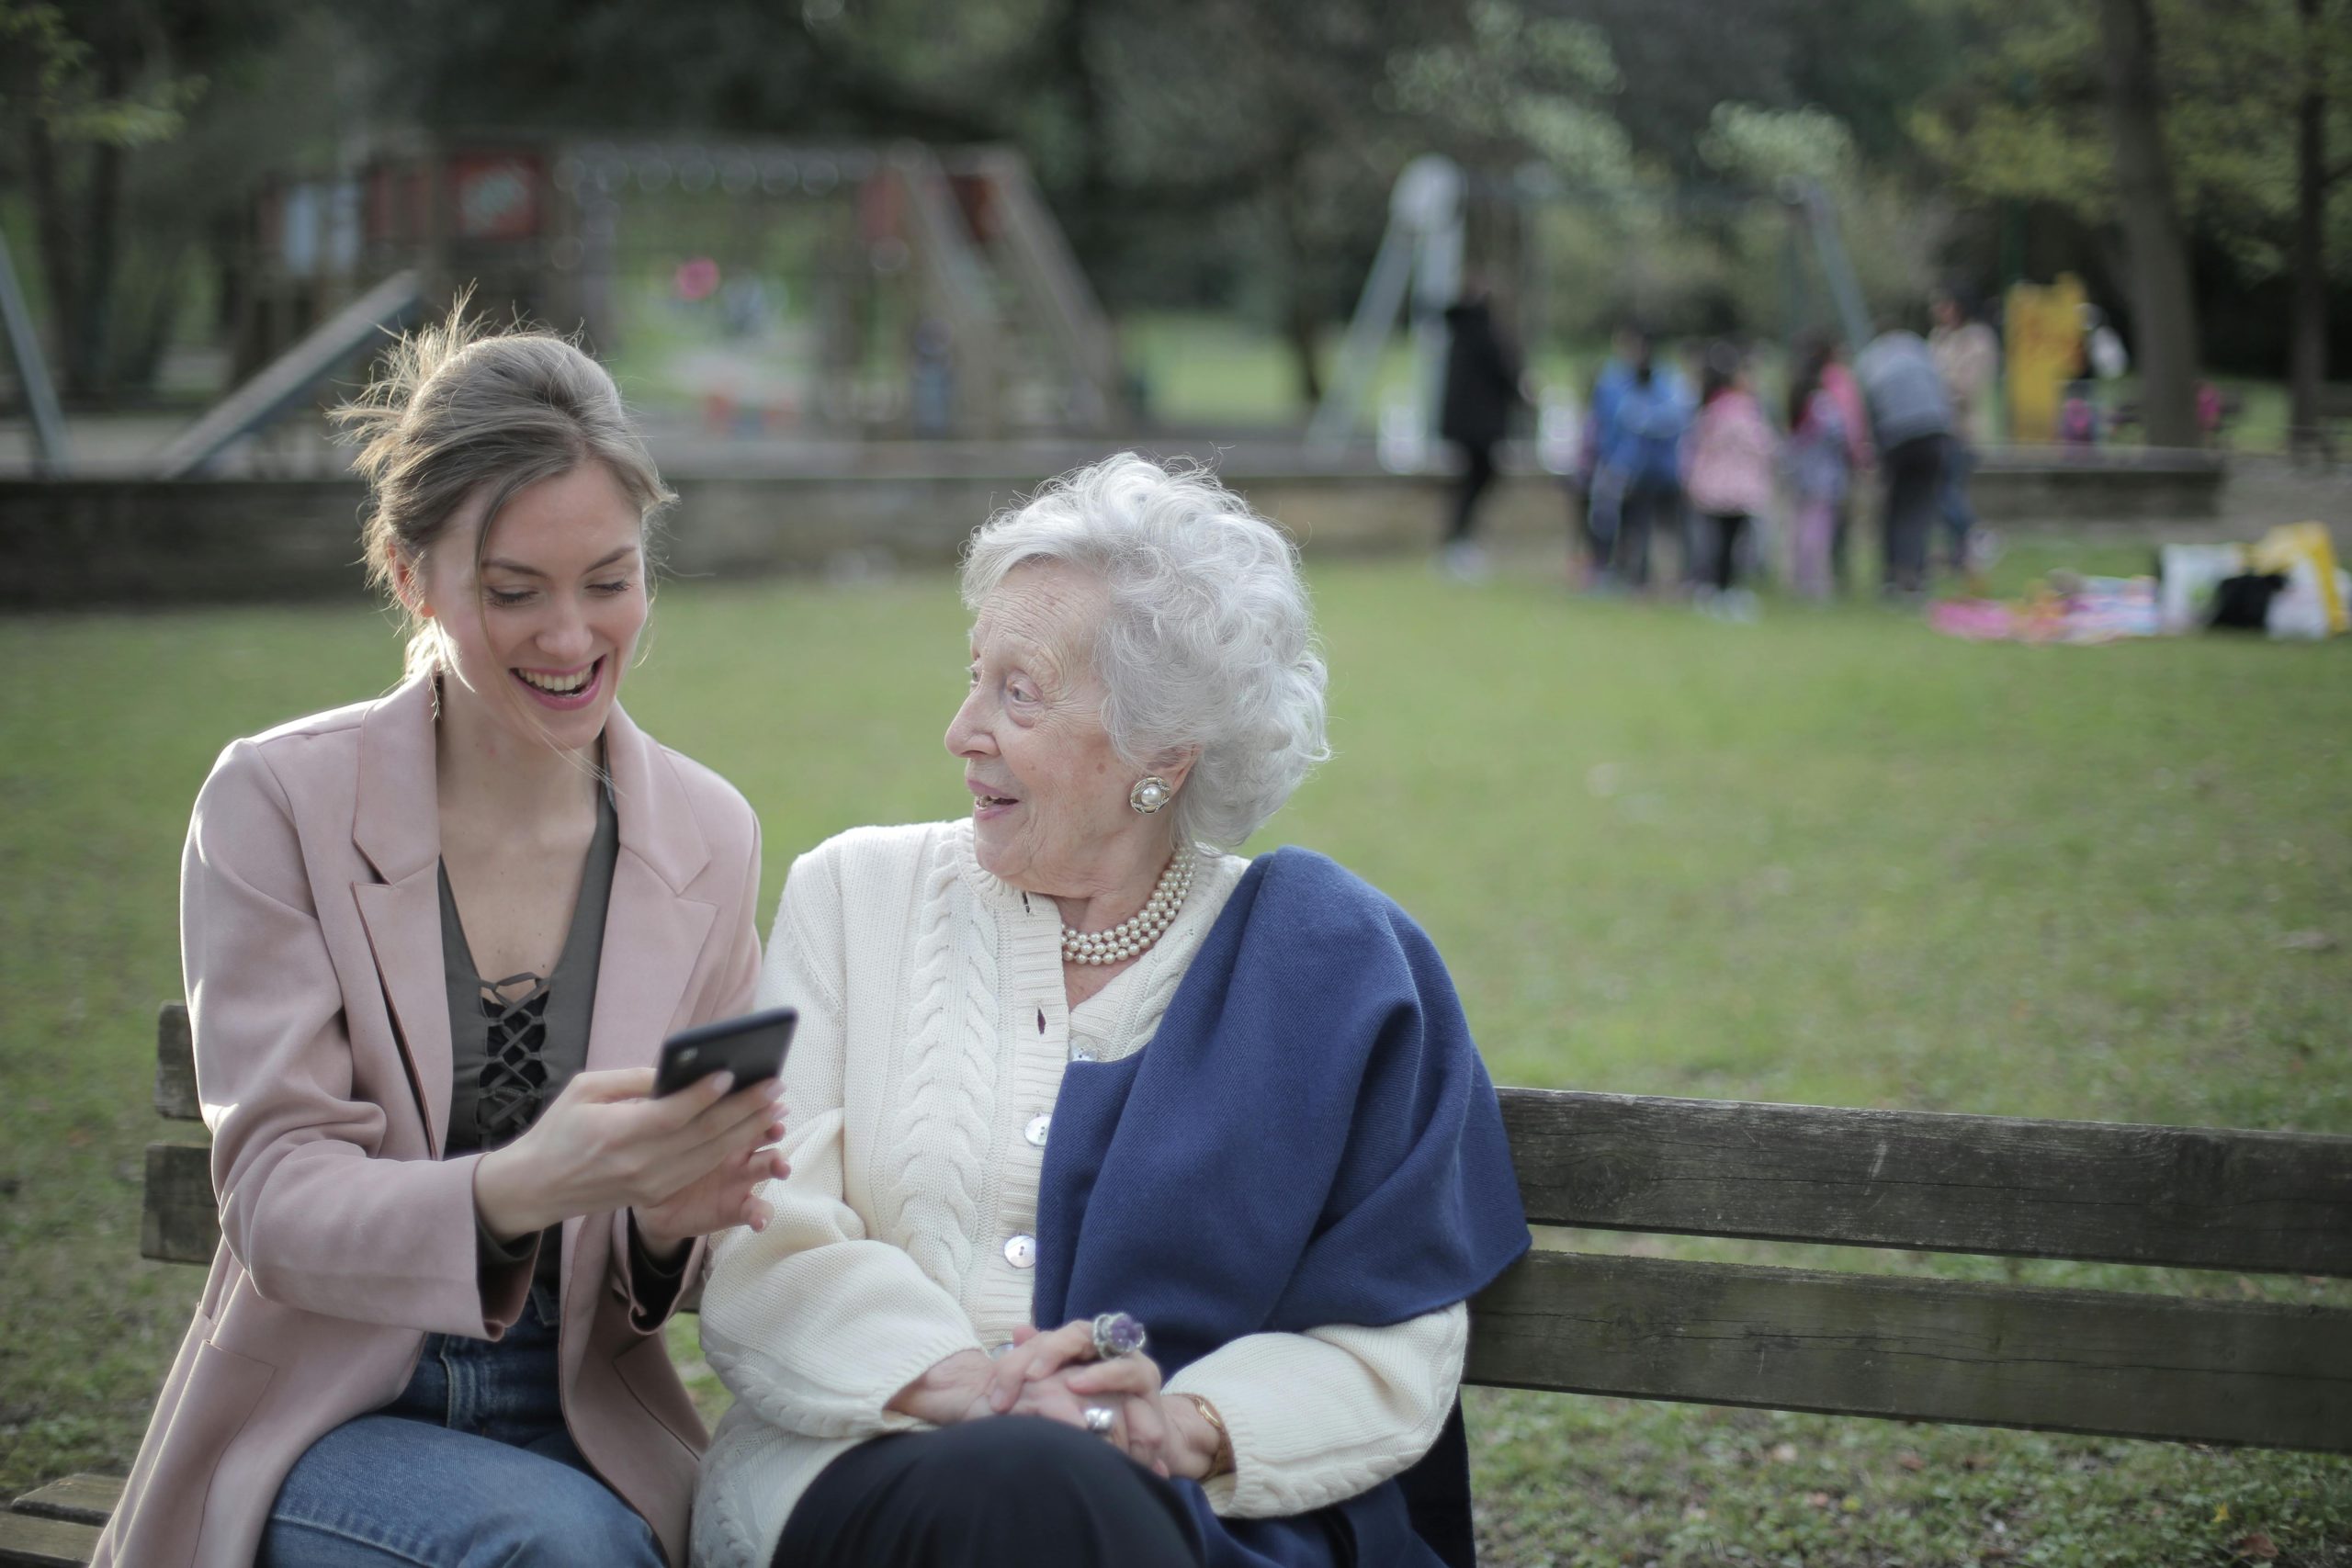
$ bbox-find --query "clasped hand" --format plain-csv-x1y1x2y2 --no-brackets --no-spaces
890,1322,1225,1482
474,1066,790,1260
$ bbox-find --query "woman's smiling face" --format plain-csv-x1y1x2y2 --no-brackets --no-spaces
944,561,1155,896
413,460,648,754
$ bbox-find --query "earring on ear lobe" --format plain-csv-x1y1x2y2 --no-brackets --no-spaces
1129,775,1173,815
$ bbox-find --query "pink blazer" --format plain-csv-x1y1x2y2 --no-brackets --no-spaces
95,674,763,1568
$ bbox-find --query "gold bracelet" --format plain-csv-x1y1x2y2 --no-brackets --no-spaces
1177,1393,1234,1477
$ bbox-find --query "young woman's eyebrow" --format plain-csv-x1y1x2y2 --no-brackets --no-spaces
481,546,638,578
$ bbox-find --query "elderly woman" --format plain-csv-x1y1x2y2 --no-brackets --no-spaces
695,455,1529,1568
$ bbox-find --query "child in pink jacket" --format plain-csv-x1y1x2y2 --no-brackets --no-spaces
1682,343,1781,612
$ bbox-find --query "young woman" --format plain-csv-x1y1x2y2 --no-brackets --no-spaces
96,313,786,1568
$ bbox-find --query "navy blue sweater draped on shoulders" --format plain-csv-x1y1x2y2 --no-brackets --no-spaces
1035,846,1532,1568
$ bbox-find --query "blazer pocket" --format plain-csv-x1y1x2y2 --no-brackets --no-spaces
158,1339,277,1511
614,1332,707,1459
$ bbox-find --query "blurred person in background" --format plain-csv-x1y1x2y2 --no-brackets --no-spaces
1436,279,1527,581
1680,341,1780,620
693,454,1528,1568
1799,333,1874,597
1930,288,2002,590
96,313,785,1568
1784,343,1855,602
1855,324,1953,599
1589,325,1694,592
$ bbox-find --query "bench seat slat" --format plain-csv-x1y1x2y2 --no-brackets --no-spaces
6,1477,119,1529
0,1511,98,1568
1466,1248,2352,1451
1500,1088,2352,1277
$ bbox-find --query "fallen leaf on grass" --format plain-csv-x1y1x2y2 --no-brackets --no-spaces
2233,1532,2279,1561
1896,1450,1927,1472
2215,1503,2233,1524
2274,930,2336,952
1770,1442,1799,1463
1805,1491,1834,1508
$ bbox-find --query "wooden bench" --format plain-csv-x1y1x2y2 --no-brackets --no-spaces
7,1004,2348,1565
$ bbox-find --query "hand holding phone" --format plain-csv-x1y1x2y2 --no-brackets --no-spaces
654,1007,798,1098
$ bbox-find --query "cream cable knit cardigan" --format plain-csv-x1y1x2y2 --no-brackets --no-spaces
692,820,1467,1567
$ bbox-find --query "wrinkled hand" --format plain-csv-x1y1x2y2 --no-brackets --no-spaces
888,1349,999,1428
474,1067,787,1250
984,1321,1221,1481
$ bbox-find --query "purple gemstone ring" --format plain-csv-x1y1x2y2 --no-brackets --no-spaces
1090,1311,1148,1359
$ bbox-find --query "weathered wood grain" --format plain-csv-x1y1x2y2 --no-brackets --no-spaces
141,1144,216,1266
153,1003,198,1122
6,1476,118,1528
1498,1088,2352,1276
1467,1248,2352,1451
0,1509,97,1568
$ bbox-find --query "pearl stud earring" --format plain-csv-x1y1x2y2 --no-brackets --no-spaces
1129,775,1173,814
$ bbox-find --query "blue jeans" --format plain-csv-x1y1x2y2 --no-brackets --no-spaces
260,1285,664,1567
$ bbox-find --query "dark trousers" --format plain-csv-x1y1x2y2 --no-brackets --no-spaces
1830,498,1853,595
775,1416,1206,1568
1703,512,1750,592
1611,472,1681,588
1938,436,1978,570
1446,439,1497,545
1880,434,1948,593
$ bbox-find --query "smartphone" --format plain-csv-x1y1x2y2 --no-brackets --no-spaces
653,1007,797,1098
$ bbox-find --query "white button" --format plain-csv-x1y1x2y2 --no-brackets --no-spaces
1025,1113,1051,1147
1003,1234,1036,1269
1070,1047,1096,1064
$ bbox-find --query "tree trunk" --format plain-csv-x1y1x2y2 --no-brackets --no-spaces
2097,0,2202,447
76,134,127,400
2287,0,2330,456
23,122,82,399
1272,162,1324,408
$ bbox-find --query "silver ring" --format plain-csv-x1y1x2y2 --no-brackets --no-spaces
1082,1404,1117,1436
1090,1311,1148,1360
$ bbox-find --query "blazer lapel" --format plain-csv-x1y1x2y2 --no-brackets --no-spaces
583,701,718,1077
349,676,452,1156
354,872,453,1157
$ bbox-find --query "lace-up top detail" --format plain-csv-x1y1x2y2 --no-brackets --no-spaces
472,970,557,1145
438,784,619,1155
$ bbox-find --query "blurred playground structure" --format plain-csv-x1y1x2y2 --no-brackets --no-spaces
4,131,1127,477
3,118,2338,484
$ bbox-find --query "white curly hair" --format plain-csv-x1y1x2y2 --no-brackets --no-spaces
959,454,1329,850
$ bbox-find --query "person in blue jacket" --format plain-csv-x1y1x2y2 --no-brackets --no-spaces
1589,326,1694,591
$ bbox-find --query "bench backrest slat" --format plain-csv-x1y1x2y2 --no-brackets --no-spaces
154,1003,200,1122
1468,1249,2352,1452
145,1005,2352,1452
1501,1087,2352,1278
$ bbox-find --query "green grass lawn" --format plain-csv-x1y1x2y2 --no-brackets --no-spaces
4,559,2348,1563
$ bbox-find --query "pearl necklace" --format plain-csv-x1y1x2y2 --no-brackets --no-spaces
1061,850,1195,966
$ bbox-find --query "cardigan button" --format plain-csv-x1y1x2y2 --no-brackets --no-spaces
1024,1113,1051,1147
1003,1234,1037,1269
1070,1046,1096,1064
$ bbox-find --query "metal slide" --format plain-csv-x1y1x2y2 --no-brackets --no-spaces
152,269,426,479
0,233,70,472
